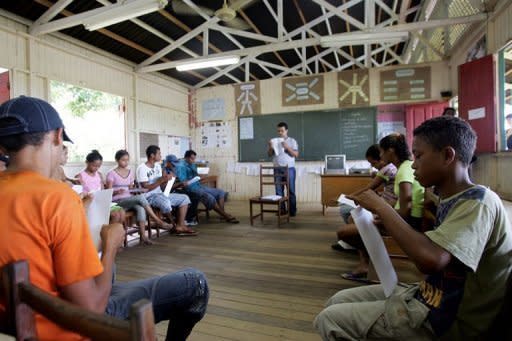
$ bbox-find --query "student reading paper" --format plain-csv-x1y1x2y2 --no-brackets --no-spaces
315,116,512,340
0,96,209,341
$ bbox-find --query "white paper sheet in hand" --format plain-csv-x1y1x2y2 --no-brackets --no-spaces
271,138,284,156
85,189,113,251
163,177,176,197
351,207,398,297
188,176,201,185
337,194,356,208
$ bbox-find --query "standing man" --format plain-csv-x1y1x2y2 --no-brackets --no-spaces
268,122,299,216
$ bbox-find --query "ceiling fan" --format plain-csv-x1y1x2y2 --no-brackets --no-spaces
171,0,257,30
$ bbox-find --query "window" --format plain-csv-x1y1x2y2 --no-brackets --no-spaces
50,81,125,162
498,44,512,151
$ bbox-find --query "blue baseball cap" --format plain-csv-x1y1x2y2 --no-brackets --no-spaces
165,154,180,165
0,96,72,142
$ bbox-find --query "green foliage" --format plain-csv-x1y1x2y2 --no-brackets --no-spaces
50,81,121,118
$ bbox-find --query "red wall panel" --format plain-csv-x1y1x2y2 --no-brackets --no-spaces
458,55,496,153
405,102,447,149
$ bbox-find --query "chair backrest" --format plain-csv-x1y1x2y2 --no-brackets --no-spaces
2,260,155,341
259,166,289,197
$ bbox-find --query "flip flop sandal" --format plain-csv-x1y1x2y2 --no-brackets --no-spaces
172,228,198,236
340,271,375,284
226,217,240,224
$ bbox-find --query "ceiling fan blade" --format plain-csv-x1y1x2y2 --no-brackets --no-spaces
171,0,215,16
225,17,251,30
228,0,258,11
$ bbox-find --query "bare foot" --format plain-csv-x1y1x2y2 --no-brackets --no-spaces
141,238,154,245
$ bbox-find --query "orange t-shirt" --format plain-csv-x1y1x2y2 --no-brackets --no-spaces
0,171,104,340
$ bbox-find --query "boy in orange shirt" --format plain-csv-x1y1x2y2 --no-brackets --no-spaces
0,96,208,341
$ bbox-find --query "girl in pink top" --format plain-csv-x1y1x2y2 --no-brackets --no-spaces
106,150,172,245
77,150,124,224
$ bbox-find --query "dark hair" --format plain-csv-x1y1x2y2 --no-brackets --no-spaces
506,114,512,120
413,116,476,166
277,122,288,130
0,117,47,153
379,134,411,163
365,144,381,161
442,107,456,116
115,149,129,161
146,145,160,159
86,150,103,163
184,150,197,158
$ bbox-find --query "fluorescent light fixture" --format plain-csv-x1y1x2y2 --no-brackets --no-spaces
320,31,409,47
83,0,167,31
176,56,241,71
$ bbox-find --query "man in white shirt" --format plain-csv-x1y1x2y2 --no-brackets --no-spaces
267,122,299,216
136,145,197,236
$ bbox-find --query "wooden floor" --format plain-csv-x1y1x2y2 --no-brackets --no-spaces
115,201,419,341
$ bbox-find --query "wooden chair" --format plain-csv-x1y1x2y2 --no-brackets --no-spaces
249,166,290,227
1,260,155,341
122,211,142,247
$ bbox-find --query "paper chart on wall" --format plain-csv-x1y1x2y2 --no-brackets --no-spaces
201,98,226,121
239,117,254,140
200,122,232,148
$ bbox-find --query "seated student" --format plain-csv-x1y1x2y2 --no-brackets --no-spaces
164,154,200,226
51,145,78,185
176,150,239,224
136,145,197,236
0,96,209,341
0,153,8,172
332,144,397,253
76,149,125,224
315,116,512,340
106,149,174,245
338,134,424,280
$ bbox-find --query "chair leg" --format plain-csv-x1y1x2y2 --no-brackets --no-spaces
250,202,253,226
277,204,281,228
260,203,263,222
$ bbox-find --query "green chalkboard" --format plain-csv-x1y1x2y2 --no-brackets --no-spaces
238,107,376,162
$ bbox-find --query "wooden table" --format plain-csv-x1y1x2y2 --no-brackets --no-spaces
320,174,373,215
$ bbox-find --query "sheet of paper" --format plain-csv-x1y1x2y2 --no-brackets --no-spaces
337,194,356,208
85,189,113,251
351,207,398,297
72,185,83,194
239,117,254,140
261,195,282,201
188,176,201,185
197,167,210,175
468,107,486,120
271,137,284,156
163,177,176,197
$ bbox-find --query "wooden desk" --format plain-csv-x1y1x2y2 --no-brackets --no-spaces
320,174,373,215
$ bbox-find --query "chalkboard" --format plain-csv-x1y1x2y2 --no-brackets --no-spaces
238,107,376,162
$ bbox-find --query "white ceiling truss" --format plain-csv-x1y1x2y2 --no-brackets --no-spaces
28,0,489,88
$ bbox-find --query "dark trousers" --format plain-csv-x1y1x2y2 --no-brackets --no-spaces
275,167,296,215
106,268,209,341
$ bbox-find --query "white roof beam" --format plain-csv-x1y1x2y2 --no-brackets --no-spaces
29,0,74,34
195,55,255,88
210,24,278,43
30,0,166,36
310,0,366,31
321,6,341,69
137,15,485,73
284,0,363,40
138,18,220,68
262,0,313,74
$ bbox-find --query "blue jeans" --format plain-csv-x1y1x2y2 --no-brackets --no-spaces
275,167,296,215
106,268,209,341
